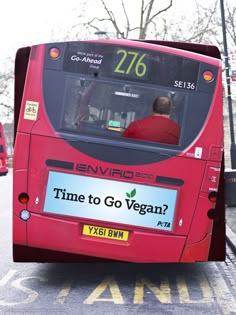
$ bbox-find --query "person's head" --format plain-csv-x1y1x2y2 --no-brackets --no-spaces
152,96,172,116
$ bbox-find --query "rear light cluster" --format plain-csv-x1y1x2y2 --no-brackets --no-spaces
207,191,219,220
18,192,29,204
18,192,31,221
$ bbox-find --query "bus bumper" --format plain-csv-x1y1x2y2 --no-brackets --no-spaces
180,233,212,262
16,213,188,263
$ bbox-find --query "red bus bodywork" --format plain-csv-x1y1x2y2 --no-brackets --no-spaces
0,122,8,176
13,40,225,262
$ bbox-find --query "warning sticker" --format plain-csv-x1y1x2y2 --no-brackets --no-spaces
24,101,39,120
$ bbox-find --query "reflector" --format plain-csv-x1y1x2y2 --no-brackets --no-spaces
20,210,31,221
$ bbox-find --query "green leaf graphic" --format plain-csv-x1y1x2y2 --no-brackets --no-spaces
130,189,136,198
126,189,136,198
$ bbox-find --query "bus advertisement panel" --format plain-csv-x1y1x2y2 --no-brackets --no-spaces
13,39,224,262
0,122,8,176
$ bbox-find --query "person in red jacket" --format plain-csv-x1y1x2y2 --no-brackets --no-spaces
122,96,180,145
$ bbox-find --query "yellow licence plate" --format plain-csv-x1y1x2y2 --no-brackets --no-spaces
82,224,129,241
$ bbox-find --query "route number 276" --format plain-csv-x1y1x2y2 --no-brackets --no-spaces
114,49,147,77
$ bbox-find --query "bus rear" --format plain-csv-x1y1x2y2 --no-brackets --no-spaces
13,39,224,262
0,122,8,176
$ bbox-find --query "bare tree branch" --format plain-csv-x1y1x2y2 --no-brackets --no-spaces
225,4,236,47
140,0,154,38
139,0,173,39
139,0,145,38
0,57,14,118
72,0,174,40
121,0,130,38
100,0,124,38
148,0,173,24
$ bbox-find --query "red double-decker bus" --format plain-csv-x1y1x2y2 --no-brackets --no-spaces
13,39,224,262
0,122,8,176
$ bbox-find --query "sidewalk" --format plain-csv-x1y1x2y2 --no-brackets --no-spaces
226,206,236,254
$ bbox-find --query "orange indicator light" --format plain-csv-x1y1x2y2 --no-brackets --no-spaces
49,47,60,59
203,71,214,82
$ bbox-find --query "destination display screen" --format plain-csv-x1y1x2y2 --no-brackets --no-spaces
63,42,200,90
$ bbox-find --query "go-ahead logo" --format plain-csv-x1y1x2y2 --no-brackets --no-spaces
71,55,102,64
